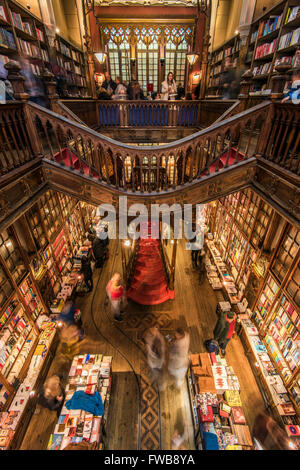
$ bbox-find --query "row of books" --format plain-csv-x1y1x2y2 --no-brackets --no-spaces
275,55,300,67
278,28,300,50
18,38,40,58
257,14,283,39
255,39,277,59
253,61,272,76
284,6,300,24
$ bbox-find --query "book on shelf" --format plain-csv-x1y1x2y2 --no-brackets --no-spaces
36,27,44,42
255,39,277,58
11,12,23,30
258,14,283,39
0,27,16,49
279,29,300,50
22,22,33,36
285,6,300,24
0,5,8,22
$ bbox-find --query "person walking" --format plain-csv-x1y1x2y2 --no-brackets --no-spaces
168,328,190,389
213,311,236,356
106,272,126,321
92,236,108,268
220,58,238,99
161,72,177,100
143,327,167,391
37,375,65,417
80,256,93,292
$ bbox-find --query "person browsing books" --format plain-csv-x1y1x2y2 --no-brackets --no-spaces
213,311,237,356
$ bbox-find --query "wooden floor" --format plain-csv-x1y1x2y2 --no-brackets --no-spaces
20,237,266,450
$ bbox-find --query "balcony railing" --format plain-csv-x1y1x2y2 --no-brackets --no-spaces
60,99,238,130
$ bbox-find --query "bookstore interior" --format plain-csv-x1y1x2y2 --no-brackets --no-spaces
0,0,300,453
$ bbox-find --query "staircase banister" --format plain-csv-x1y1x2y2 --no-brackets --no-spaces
213,100,241,124
57,101,88,127
27,100,271,155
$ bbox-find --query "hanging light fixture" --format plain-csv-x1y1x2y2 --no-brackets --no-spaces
94,52,107,64
187,52,199,66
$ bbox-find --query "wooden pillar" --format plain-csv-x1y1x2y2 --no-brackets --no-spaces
270,63,291,102
84,34,97,100
42,70,59,112
238,69,253,111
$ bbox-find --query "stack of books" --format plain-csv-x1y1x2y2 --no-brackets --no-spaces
279,29,300,50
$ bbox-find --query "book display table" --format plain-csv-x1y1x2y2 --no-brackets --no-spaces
48,353,112,450
188,352,253,450
239,315,300,443
0,320,57,449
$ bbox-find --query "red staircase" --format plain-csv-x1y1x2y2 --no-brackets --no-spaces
127,228,173,306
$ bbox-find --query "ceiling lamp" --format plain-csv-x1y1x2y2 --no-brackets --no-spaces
187,52,199,66
95,52,107,64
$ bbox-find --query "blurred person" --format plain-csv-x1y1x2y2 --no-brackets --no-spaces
193,82,201,100
143,327,167,391
220,57,239,99
112,76,128,100
92,233,108,268
80,255,93,292
176,83,185,100
152,91,161,100
168,328,190,389
171,427,187,450
59,323,84,359
213,310,236,356
38,375,65,417
57,301,82,329
252,411,296,450
106,272,126,321
102,72,117,95
20,57,47,107
128,81,145,100
161,72,177,100
97,85,111,100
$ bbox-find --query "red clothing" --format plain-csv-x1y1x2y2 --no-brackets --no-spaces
106,281,124,300
226,318,236,339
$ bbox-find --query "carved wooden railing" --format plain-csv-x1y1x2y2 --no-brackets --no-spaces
159,240,172,289
27,100,271,194
1,100,299,197
257,102,300,176
61,99,237,130
0,102,39,176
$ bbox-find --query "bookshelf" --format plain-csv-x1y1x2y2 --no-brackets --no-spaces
54,33,89,98
252,273,280,329
248,0,300,93
0,0,51,80
19,274,44,322
207,34,241,96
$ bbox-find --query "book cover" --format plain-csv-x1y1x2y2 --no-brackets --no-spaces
231,407,246,424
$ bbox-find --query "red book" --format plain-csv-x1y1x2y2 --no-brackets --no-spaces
210,353,218,364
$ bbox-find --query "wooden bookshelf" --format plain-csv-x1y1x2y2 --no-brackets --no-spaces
54,33,89,98
248,0,300,93
206,34,241,96
0,0,51,79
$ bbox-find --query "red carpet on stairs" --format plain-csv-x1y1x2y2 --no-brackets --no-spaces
127,236,173,306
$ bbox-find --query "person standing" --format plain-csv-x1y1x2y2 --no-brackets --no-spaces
37,375,65,417
143,327,167,391
168,328,190,389
213,311,236,356
102,72,117,96
80,256,93,292
106,272,126,321
161,72,177,100
112,76,128,100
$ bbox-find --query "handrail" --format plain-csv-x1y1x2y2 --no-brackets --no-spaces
26,99,272,194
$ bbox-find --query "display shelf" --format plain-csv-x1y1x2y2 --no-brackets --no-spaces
19,275,44,323
39,191,62,241
0,228,27,287
253,274,280,330
271,225,300,284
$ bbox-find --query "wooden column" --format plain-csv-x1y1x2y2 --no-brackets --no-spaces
42,70,59,112
270,63,291,102
238,70,253,112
